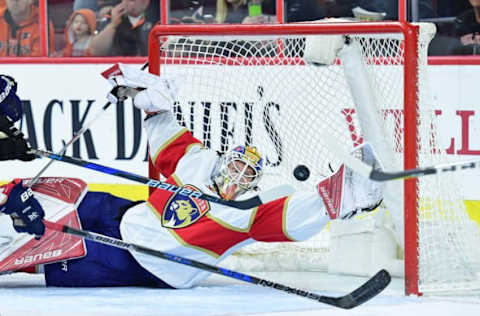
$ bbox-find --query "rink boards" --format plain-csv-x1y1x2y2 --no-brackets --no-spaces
0,63,478,224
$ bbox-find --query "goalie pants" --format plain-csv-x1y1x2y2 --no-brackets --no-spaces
44,192,173,288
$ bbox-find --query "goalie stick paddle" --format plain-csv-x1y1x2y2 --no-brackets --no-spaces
28,62,149,187
30,148,294,210
43,220,391,309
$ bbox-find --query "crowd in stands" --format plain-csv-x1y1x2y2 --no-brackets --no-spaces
0,0,54,56
0,0,479,57
452,0,480,55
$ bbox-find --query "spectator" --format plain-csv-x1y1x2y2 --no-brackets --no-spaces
0,0,54,56
286,0,433,22
73,0,120,19
285,0,395,23
88,0,157,56
355,0,433,21
63,9,96,57
97,0,119,21
285,0,326,22
436,2,471,19
73,0,97,12
354,0,395,19
215,0,276,24
452,0,480,55
169,0,216,24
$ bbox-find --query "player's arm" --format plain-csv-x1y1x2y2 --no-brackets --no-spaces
0,180,45,239
144,114,203,178
0,116,36,161
246,193,328,243
105,64,203,177
248,144,384,242
88,2,126,56
0,75,36,161
138,78,204,177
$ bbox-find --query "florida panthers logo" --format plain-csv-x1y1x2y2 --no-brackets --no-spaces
162,184,210,229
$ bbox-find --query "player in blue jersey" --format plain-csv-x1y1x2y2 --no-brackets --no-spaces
0,74,42,240
0,74,36,162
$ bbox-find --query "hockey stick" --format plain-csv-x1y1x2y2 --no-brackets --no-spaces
43,219,391,309
30,148,293,210
28,62,149,187
28,102,112,187
369,159,480,181
324,137,480,182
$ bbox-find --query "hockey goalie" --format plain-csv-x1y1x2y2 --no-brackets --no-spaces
0,49,384,288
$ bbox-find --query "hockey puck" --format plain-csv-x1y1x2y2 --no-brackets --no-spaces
293,165,310,181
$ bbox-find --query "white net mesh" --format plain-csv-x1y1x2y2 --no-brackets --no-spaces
413,24,480,293
150,23,480,294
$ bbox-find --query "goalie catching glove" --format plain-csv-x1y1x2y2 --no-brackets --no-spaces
102,63,178,113
133,77,178,113
0,179,45,239
106,86,144,104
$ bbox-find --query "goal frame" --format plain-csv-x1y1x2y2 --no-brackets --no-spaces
147,22,421,296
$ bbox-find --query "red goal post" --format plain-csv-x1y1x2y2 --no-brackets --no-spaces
147,22,479,296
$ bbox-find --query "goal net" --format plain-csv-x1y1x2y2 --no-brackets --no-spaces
148,22,480,295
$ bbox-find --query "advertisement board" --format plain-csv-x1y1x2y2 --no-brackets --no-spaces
1,63,479,203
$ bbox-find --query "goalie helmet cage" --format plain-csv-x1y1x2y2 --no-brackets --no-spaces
147,22,480,296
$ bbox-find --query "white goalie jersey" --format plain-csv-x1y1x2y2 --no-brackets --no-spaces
119,112,332,289
119,110,383,288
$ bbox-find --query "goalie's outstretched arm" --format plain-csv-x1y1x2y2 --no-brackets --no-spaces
105,64,197,179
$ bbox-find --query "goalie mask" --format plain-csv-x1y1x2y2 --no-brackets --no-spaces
211,145,264,201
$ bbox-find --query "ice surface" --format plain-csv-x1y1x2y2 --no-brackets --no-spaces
1,272,479,316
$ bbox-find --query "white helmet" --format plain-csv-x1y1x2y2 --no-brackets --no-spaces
211,145,264,200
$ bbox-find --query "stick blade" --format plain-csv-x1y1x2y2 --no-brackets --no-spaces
320,269,391,309
370,167,437,182
369,169,399,181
